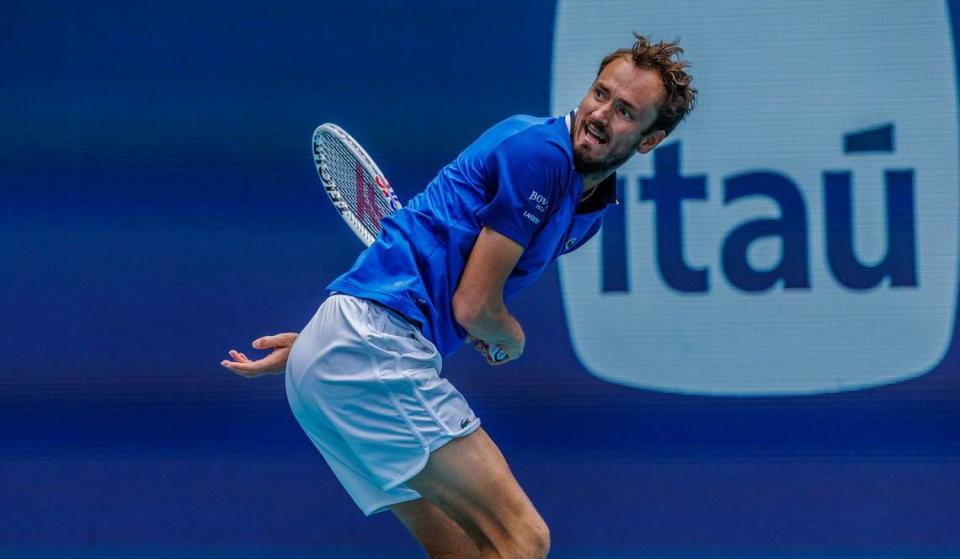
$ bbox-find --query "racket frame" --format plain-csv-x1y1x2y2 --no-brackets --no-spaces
312,123,401,246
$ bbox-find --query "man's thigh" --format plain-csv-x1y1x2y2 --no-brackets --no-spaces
405,427,548,555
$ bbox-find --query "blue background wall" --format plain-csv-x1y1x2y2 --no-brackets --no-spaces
2,1,958,557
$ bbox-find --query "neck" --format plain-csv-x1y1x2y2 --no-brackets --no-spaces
580,169,615,192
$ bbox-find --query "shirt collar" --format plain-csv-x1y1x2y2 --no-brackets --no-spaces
597,173,618,204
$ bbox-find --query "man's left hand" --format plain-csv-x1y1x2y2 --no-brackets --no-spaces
221,333,298,378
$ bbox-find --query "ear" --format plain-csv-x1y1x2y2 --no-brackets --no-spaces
636,129,666,155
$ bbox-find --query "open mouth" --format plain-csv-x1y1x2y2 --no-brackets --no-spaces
584,122,608,145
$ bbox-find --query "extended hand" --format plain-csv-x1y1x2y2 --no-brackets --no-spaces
221,333,298,378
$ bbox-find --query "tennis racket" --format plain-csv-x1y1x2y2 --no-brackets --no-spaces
312,123,402,246
312,123,509,364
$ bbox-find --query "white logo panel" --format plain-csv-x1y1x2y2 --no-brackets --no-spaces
553,1,959,395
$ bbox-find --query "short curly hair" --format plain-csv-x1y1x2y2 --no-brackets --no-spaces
598,33,697,136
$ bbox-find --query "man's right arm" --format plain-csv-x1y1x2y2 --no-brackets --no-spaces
452,226,525,364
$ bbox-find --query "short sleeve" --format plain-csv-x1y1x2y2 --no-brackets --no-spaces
475,134,568,248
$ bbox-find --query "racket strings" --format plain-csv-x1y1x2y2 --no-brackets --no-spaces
317,134,394,238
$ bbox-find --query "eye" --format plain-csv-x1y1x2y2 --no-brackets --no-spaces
619,107,634,120
594,87,607,99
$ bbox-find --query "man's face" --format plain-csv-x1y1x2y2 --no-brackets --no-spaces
572,58,666,175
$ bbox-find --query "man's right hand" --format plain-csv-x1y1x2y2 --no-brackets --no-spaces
467,332,524,366
220,333,298,378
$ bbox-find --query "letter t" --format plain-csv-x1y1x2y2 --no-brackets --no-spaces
640,143,709,292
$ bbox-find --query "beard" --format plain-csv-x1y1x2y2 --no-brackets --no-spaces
573,144,635,176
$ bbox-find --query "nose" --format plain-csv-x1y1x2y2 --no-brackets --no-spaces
592,100,613,125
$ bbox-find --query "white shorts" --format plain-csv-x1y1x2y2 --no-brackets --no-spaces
284,294,480,515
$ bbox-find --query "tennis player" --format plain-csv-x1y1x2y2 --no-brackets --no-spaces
222,34,696,559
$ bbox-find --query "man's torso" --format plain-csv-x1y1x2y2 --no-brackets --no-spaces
327,111,617,356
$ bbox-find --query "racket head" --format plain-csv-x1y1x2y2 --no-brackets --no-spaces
312,123,402,246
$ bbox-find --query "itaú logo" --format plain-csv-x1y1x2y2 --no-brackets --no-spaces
551,0,959,395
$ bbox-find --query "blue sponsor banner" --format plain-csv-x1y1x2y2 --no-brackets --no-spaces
0,0,957,556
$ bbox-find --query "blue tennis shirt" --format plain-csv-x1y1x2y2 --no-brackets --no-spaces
327,110,618,356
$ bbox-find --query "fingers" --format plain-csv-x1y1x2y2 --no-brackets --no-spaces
222,332,298,378
466,336,517,366
221,359,256,376
222,363,272,379
252,336,274,350
487,344,522,366
221,357,277,378
252,332,298,350
220,346,291,378
228,349,251,363
471,338,491,361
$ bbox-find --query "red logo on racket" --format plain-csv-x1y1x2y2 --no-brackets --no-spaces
374,175,393,198
356,162,384,224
